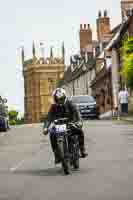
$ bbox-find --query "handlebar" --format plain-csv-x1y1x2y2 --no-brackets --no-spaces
54,118,69,125
54,118,83,129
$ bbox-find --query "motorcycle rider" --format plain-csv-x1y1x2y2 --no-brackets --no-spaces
43,88,88,163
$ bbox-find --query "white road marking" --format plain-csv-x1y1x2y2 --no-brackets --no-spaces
13,123,43,129
10,159,26,172
0,132,8,137
9,147,48,172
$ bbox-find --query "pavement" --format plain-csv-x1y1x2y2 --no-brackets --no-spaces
0,120,132,200
116,114,133,123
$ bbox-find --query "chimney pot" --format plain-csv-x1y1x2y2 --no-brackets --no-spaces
98,11,102,18
104,10,107,17
84,24,87,29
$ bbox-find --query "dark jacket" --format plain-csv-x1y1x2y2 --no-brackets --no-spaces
43,99,81,129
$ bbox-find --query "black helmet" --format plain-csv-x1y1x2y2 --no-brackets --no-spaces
53,88,66,105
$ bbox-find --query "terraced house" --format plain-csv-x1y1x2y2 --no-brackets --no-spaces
91,0,133,118
60,23,97,97
61,0,133,118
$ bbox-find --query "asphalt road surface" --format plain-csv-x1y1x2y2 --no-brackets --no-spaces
0,120,132,200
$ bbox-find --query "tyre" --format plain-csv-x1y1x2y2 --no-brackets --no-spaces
3,121,8,132
71,135,80,169
57,139,64,160
57,138,70,175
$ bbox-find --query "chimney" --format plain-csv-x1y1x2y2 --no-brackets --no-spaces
121,0,133,20
97,10,111,42
79,23,92,54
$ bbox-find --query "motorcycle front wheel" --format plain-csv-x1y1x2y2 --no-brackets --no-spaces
57,138,70,175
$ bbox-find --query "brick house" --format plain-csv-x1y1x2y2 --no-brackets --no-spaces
60,23,97,97
91,5,133,118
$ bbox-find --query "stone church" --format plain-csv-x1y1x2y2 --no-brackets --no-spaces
22,43,65,123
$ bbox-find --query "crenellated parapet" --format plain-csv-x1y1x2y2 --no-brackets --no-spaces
22,41,65,71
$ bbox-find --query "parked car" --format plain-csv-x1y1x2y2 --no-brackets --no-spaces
0,97,9,131
70,95,98,119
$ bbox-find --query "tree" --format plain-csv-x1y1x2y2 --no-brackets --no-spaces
121,37,133,89
17,117,25,125
8,110,18,121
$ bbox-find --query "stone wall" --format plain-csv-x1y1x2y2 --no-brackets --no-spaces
23,60,65,123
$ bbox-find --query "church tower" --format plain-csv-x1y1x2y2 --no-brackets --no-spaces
23,43,65,123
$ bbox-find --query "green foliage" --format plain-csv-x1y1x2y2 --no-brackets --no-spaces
8,110,18,121
17,117,25,125
8,110,19,125
121,37,133,89
8,110,25,125
9,120,17,125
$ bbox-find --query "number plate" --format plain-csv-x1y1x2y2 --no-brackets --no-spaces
55,124,67,133
81,110,90,113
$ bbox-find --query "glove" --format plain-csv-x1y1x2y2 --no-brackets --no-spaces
43,128,48,135
76,121,83,129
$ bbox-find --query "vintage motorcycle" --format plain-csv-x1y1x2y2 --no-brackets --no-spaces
48,118,80,175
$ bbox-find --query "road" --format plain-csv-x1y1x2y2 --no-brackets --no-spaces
0,120,132,200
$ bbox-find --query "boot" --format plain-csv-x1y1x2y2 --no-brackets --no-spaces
80,147,88,158
54,151,61,164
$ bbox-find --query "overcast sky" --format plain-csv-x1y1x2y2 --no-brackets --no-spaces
0,0,122,114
